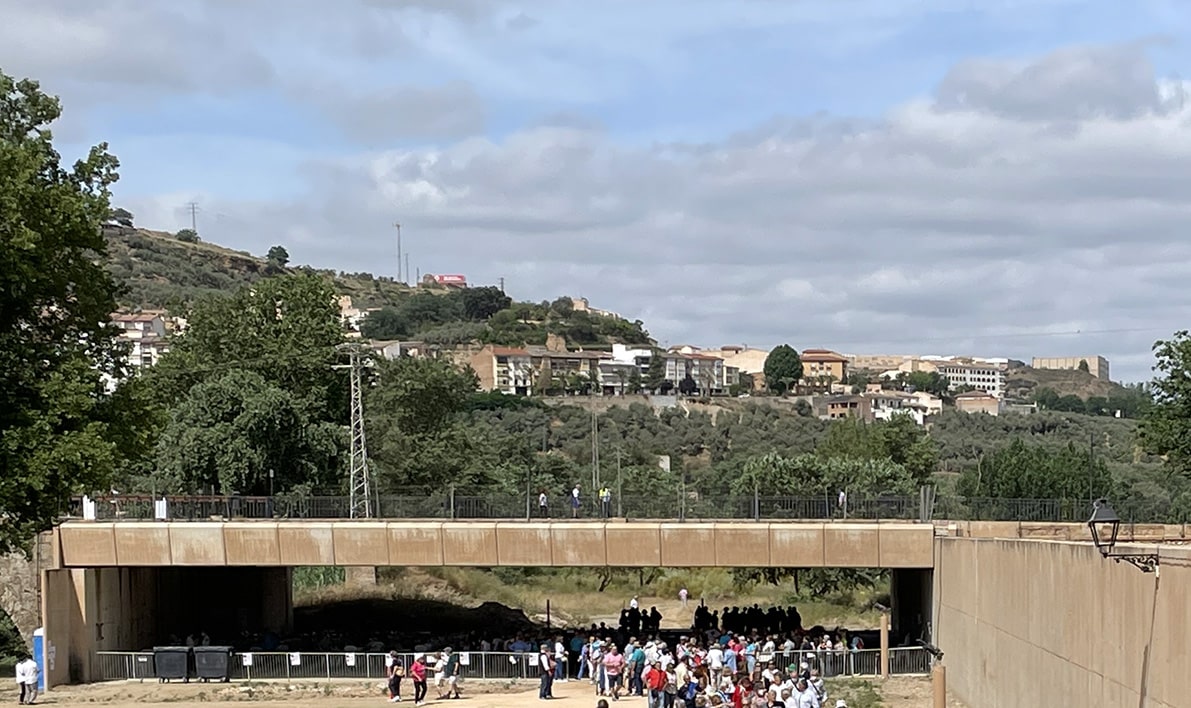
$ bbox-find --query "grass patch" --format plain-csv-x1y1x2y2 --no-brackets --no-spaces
829,678,885,708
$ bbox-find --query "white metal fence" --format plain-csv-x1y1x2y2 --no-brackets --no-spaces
92,648,931,683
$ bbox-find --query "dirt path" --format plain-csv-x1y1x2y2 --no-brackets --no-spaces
0,676,965,707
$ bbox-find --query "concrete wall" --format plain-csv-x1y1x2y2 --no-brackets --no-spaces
56,520,936,569
41,566,292,688
934,537,1190,708
0,532,58,647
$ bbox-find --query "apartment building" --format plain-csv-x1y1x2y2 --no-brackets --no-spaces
824,389,929,425
112,313,170,369
1031,355,1110,381
467,345,534,395
801,349,848,385
934,360,1007,397
663,352,729,394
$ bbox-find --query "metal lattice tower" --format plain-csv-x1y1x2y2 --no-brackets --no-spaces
337,345,373,519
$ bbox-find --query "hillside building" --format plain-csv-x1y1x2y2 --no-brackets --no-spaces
1031,355,1110,381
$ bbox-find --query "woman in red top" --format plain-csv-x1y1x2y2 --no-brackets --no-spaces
409,655,428,705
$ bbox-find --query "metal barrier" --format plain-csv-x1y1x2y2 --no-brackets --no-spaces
92,648,932,683
68,491,1162,522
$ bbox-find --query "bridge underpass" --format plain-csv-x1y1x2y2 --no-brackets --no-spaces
41,519,934,687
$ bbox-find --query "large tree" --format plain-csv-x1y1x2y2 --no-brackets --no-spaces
763,344,803,394
461,286,512,321
155,370,341,495
152,274,346,421
0,71,151,550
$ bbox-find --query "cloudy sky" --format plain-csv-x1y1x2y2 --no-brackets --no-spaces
3,0,1189,381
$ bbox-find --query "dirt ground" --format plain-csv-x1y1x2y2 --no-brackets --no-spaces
0,676,967,707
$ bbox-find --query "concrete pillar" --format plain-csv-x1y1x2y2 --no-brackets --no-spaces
345,566,377,586
932,663,947,708
879,612,890,678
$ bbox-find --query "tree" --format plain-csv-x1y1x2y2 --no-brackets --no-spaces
1141,331,1191,478
896,371,950,397
763,345,803,394
152,274,346,422
644,351,666,393
0,71,152,550
360,307,410,340
462,286,512,321
678,374,698,396
1078,359,1090,373
108,206,134,227
367,356,480,488
175,228,199,243
267,245,290,268
155,370,341,495
956,439,1111,500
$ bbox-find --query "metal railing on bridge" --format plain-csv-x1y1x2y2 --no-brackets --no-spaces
68,489,1170,523
91,647,931,683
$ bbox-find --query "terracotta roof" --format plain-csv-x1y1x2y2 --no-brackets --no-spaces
490,346,531,356
537,350,610,359
112,313,161,323
801,348,847,362
955,390,995,399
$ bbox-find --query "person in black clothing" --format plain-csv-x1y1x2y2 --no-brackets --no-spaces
538,644,555,700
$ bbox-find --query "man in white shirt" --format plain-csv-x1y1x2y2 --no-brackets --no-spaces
553,637,567,682
794,677,821,708
706,644,724,673
629,596,639,611
16,654,39,705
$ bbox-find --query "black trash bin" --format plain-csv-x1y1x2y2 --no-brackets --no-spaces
153,646,190,683
193,645,234,682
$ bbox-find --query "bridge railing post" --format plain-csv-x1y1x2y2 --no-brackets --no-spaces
449,485,456,519
753,483,760,521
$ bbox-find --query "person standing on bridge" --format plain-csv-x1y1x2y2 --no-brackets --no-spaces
539,489,549,518
599,486,611,518
571,484,582,518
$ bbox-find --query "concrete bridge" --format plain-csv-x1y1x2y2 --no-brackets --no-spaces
14,519,1191,706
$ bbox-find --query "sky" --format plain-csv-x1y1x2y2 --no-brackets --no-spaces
3,0,1190,382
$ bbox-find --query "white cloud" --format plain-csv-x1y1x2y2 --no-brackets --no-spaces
2,0,1187,381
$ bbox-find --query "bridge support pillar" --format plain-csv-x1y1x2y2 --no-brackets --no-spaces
879,611,890,678
345,566,377,586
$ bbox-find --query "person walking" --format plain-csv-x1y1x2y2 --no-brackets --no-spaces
410,654,428,706
678,587,688,609
16,653,38,705
387,651,404,702
438,647,461,700
601,645,625,701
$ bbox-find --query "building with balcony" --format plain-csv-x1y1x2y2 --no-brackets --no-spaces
801,349,848,387
935,360,1007,397
467,345,534,395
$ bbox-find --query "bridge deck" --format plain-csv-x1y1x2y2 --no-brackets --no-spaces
56,519,937,568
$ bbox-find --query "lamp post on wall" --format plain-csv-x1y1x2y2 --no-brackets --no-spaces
1087,498,1159,573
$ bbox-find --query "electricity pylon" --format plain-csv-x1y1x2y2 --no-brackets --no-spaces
335,344,372,518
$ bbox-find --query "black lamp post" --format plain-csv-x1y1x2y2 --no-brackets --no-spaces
1087,498,1159,573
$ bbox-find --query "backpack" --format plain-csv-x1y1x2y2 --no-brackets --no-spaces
685,680,698,700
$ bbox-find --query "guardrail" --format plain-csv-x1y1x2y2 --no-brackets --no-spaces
91,648,932,683
69,491,1166,522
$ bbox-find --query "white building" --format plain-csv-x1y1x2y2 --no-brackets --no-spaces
112,313,170,369
929,357,1008,397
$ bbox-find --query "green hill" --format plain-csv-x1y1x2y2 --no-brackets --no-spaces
102,226,652,347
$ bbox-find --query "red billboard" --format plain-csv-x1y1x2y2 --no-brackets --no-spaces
434,274,467,284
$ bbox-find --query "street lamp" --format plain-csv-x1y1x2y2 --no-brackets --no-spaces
1086,498,1159,573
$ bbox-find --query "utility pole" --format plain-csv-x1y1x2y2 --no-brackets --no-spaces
499,277,505,293
186,201,200,233
591,409,599,495
334,344,373,519
394,222,402,284
405,253,410,284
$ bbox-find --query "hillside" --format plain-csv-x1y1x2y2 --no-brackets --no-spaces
102,226,653,347
104,226,416,310
1004,365,1129,400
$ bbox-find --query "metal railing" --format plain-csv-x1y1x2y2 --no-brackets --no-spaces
92,648,932,683
68,490,1167,522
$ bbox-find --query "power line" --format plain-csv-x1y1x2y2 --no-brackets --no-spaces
185,202,200,233
824,326,1171,351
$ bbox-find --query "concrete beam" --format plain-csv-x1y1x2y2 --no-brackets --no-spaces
56,520,937,569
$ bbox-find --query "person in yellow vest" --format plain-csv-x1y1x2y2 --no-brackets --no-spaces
599,487,611,518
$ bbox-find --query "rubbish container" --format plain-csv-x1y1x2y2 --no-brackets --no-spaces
193,646,233,682
153,646,190,683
